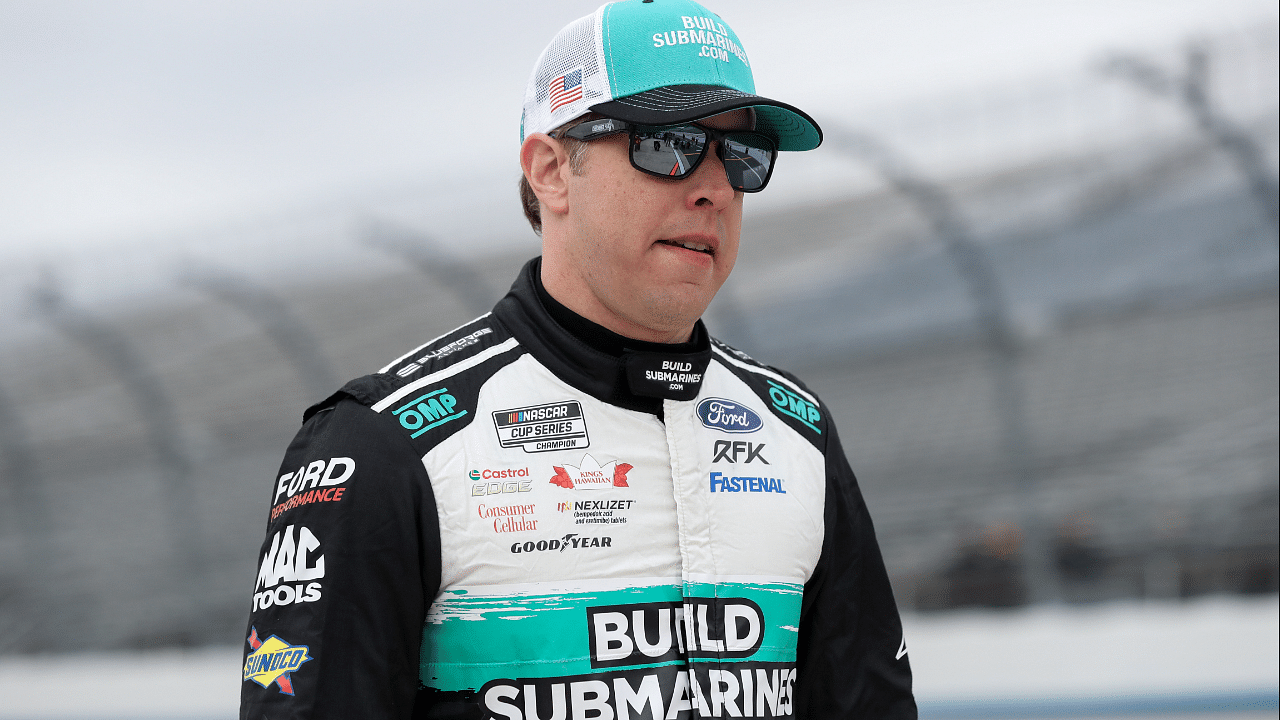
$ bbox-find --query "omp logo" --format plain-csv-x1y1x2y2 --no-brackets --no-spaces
767,380,821,434
254,525,324,610
587,598,765,667
469,467,533,496
243,627,311,695
271,457,354,520
712,440,769,464
549,454,632,490
392,388,466,438
509,533,611,553
709,471,786,494
697,398,763,433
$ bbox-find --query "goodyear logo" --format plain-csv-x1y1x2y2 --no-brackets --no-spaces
392,388,466,438
243,627,311,695
767,380,821,434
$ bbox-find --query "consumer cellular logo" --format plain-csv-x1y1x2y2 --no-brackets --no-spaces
392,387,466,438
697,398,763,433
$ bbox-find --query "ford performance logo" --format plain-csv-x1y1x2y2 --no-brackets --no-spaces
696,398,762,434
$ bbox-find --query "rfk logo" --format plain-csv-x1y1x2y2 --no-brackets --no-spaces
550,454,631,490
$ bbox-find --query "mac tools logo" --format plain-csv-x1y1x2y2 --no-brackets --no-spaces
253,525,325,610
697,398,763,433
549,454,631,490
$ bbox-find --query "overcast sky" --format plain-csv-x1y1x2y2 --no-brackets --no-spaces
2,0,1275,262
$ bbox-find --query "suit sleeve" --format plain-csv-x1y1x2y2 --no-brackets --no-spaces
794,418,916,718
240,397,442,720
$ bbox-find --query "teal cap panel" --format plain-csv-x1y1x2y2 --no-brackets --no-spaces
601,0,756,99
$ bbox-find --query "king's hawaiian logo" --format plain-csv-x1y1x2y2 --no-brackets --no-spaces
550,454,632,490
243,627,311,695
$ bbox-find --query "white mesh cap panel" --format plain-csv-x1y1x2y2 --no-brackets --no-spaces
520,5,612,141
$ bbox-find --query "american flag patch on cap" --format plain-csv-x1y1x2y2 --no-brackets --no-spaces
548,68,584,113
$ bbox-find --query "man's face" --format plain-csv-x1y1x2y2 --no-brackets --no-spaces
556,110,747,341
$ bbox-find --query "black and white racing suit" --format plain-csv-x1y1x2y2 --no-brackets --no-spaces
240,258,916,719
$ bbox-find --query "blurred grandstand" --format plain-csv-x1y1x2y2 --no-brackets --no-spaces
0,23,1275,670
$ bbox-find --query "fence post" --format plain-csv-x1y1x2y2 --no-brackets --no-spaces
826,128,1061,605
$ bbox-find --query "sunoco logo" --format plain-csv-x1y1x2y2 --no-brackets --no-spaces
243,627,311,695
392,387,466,439
697,398,763,433
493,400,589,453
767,381,821,434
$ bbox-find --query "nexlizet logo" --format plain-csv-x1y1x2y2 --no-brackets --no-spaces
557,499,635,526
712,440,769,464
469,467,532,496
767,380,821,434
393,387,466,438
271,457,354,520
709,471,786,494
254,525,324,610
697,398,763,434
243,627,311,696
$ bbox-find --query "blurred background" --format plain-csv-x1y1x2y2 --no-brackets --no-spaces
0,1,1276,718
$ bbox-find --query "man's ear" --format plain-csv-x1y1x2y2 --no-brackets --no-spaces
520,133,572,218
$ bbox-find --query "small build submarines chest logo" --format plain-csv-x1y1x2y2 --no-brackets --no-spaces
697,398,763,433
243,627,311,695
493,400,589,453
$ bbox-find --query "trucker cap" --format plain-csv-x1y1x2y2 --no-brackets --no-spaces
520,0,822,152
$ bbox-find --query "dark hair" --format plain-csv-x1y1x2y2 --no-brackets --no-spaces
519,115,600,235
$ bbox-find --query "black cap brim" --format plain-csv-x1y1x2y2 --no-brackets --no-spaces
590,84,822,152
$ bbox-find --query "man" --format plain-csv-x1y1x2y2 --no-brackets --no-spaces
240,1,915,718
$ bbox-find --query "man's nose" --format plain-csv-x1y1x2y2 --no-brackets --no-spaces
685,144,738,209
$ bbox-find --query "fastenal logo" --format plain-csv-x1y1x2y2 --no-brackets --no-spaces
492,400,589,453
469,467,533,496
550,454,632,490
254,525,325,610
709,471,786,494
243,627,311,695
697,398,763,433
767,380,821,434
393,387,466,438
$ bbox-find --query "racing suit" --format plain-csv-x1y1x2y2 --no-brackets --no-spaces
240,258,915,719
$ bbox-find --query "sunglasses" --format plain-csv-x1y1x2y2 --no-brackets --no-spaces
559,118,778,192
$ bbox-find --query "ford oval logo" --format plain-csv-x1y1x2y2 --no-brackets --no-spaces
697,398,763,433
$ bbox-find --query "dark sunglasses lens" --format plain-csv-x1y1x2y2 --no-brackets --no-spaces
721,134,775,191
630,127,707,177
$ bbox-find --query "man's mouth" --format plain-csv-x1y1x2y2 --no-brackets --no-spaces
658,239,714,256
